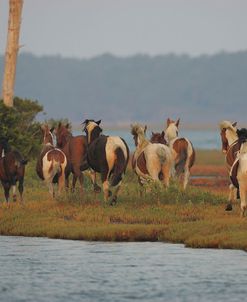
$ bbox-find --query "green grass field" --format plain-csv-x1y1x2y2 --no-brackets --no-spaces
1,150,247,251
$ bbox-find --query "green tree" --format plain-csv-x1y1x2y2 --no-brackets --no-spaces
0,97,43,158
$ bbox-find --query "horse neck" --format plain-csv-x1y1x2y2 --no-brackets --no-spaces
136,134,149,152
165,125,178,142
226,129,238,146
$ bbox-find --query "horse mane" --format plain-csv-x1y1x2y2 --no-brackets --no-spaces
219,121,236,131
130,123,146,136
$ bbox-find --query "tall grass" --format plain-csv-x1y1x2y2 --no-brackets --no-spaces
1,157,247,251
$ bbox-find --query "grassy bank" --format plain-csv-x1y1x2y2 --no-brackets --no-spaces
1,150,247,251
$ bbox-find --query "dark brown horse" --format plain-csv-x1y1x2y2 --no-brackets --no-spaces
0,137,27,203
55,123,100,193
150,131,167,145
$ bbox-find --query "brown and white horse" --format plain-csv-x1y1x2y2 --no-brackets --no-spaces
229,128,247,217
0,138,27,203
219,120,239,210
165,118,195,189
82,119,129,205
131,124,173,188
55,123,100,193
36,125,67,197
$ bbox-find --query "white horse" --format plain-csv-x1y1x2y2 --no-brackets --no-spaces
219,120,239,211
230,128,247,217
36,125,67,197
131,123,173,188
165,118,195,189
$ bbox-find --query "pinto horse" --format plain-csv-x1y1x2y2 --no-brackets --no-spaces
229,128,247,217
165,118,195,189
36,125,67,197
219,120,239,210
55,123,100,193
82,119,129,205
131,124,172,188
0,137,27,203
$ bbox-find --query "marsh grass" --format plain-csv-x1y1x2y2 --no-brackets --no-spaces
1,155,247,251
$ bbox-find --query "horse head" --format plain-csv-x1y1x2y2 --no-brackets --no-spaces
41,124,54,146
82,119,102,144
150,131,167,145
165,118,180,142
219,121,237,153
130,124,147,147
55,122,72,148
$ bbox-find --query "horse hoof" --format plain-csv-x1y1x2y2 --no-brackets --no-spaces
225,203,233,211
110,198,117,206
94,184,101,193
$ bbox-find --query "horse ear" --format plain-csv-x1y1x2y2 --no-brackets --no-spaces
96,120,101,125
144,125,147,134
176,118,180,127
81,119,89,125
161,131,165,137
66,123,70,129
232,122,237,127
151,131,154,136
167,118,171,127
50,127,55,133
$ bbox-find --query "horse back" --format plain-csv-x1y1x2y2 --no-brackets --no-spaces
0,150,27,182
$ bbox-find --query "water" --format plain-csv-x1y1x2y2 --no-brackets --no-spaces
75,129,220,150
1,236,247,302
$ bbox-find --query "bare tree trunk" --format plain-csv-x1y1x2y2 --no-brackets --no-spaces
2,0,23,107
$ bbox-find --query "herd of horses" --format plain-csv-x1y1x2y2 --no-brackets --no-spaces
1,118,247,216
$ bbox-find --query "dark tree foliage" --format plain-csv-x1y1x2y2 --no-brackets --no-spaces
0,97,43,158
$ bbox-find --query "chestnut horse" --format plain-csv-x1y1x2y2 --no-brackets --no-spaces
55,123,100,193
82,119,129,205
0,137,27,203
36,125,67,197
165,118,195,189
131,124,173,188
150,131,167,145
219,120,239,210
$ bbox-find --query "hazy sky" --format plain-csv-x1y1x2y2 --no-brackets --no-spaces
0,0,247,58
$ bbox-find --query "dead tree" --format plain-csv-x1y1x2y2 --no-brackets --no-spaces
2,0,24,107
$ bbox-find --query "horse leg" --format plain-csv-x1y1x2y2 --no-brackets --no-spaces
225,184,237,211
183,166,190,190
58,166,66,195
161,163,171,188
110,181,122,206
239,181,247,217
18,178,24,203
88,169,101,193
3,182,11,203
72,174,77,192
12,184,17,202
72,167,84,194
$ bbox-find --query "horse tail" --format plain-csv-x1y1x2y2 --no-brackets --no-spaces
111,147,127,187
175,148,187,175
155,146,166,165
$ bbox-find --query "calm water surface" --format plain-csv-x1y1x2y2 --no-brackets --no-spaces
0,236,247,302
